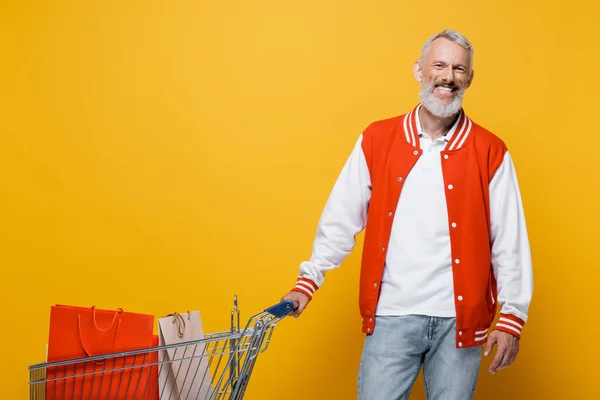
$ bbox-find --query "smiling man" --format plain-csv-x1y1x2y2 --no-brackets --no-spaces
282,29,533,399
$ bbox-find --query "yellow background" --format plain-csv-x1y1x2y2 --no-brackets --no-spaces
1,1,598,398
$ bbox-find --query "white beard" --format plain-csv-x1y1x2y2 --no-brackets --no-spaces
418,81,465,118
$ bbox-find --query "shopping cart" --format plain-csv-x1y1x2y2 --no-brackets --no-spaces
28,297,296,400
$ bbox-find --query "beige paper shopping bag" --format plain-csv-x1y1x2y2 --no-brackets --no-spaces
158,311,213,399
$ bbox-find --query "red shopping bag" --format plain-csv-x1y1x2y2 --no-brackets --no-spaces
46,304,159,400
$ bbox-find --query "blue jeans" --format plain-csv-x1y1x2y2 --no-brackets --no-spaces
358,315,482,400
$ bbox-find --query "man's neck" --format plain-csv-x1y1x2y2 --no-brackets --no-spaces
418,105,460,140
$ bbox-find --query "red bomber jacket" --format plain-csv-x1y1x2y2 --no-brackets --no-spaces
292,105,533,348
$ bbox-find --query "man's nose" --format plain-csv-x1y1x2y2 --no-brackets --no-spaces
442,66,454,82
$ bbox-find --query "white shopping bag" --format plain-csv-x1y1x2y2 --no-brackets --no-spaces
158,311,212,399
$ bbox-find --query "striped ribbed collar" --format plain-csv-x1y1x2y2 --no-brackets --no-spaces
403,104,473,151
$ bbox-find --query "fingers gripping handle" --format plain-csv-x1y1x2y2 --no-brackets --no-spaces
265,300,297,318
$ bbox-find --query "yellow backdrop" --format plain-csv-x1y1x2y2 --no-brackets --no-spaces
1,1,598,399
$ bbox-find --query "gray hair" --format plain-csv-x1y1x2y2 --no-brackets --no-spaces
419,29,474,69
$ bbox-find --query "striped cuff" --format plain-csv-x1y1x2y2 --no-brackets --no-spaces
291,277,319,300
493,313,525,339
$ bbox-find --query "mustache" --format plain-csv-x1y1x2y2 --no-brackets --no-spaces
423,80,465,92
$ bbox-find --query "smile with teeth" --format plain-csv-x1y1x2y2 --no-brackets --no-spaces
436,86,454,92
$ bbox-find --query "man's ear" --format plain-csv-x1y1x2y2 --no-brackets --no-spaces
466,69,475,88
413,61,423,83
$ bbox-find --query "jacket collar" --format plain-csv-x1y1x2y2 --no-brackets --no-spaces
403,104,473,151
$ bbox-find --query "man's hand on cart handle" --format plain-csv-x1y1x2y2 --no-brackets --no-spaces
281,291,310,318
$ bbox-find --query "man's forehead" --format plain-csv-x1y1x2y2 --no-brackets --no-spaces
427,39,470,59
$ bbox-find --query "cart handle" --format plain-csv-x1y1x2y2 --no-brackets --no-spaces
265,300,297,318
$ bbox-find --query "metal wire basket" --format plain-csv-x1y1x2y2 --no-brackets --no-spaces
28,297,296,399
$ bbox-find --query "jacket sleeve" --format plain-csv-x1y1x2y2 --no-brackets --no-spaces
488,151,534,338
291,134,372,299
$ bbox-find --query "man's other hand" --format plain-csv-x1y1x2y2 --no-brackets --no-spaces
484,330,520,374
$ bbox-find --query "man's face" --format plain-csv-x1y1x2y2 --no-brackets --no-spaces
414,38,474,118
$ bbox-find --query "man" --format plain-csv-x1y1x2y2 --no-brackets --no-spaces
282,29,533,399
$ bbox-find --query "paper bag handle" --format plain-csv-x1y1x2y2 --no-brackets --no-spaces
92,306,123,332
77,307,123,360
163,311,191,338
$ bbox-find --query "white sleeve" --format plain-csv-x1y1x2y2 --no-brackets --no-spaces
489,151,534,336
292,134,372,299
